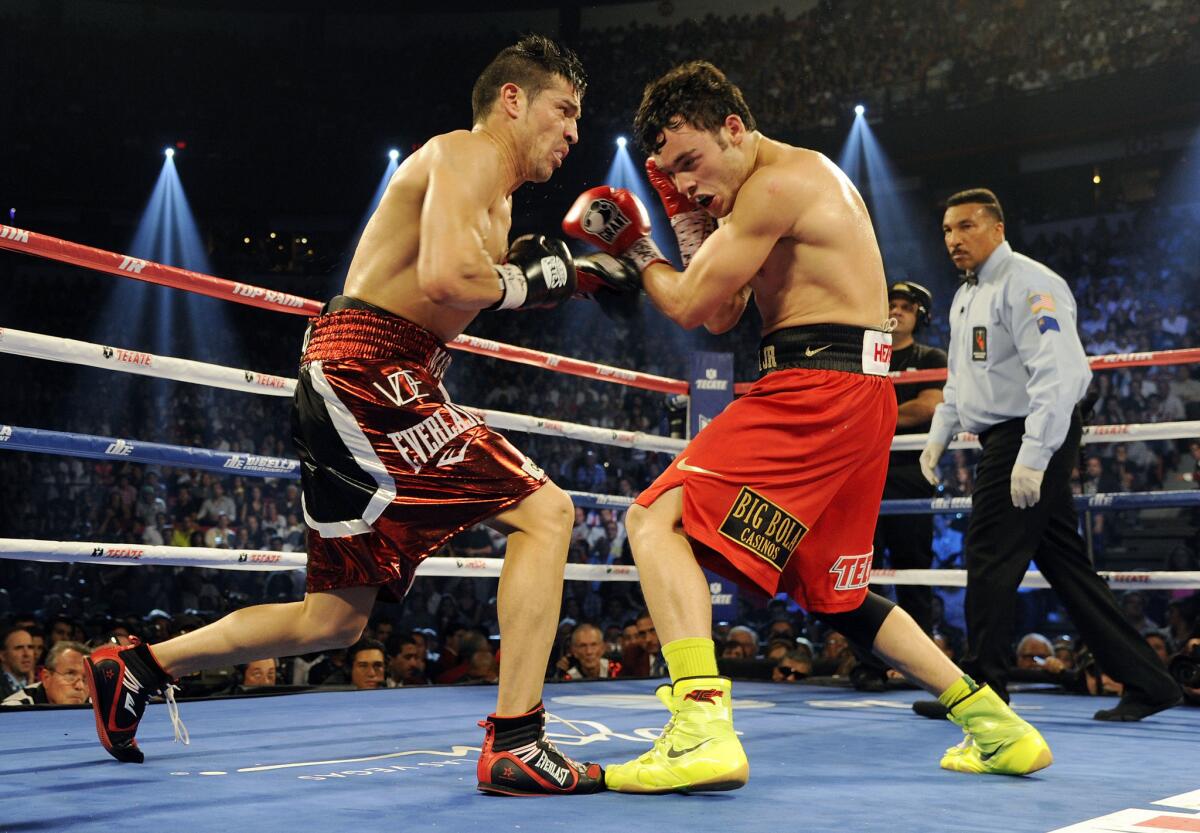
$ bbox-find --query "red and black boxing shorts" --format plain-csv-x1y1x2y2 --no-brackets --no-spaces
636,324,898,613
292,296,547,602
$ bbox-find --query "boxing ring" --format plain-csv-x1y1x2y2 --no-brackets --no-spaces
2,225,1200,833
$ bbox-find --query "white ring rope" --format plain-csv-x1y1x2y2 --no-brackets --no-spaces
3,326,1197,454
2,539,1197,589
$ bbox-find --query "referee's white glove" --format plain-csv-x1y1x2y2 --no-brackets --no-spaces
1010,463,1045,509
919,442,945,487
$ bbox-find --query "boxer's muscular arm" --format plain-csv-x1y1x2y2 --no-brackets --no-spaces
417,134,506,310
704,285,752,335
641,169,792,330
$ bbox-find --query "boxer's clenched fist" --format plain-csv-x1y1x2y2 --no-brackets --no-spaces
562,186,668,272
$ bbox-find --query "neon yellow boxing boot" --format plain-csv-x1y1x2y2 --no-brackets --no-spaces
941,684,1052,775
605,676,749,793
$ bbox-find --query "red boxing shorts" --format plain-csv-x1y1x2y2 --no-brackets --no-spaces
636,325,897,613
292,297,546,601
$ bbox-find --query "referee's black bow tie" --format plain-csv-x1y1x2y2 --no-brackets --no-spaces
961,270,978,285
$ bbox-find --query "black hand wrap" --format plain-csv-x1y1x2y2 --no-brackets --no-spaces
488,234,577,311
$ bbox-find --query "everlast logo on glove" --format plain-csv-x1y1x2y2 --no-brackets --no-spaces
540,256,570,290
582,199,631,245
718,486,808,571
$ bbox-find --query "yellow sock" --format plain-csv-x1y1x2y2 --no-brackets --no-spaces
662,637,718,683
938,674,979,709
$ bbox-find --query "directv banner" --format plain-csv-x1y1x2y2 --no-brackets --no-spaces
0,424,301,480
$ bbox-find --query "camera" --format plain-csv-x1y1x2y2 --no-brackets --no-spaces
1168,643,1200,689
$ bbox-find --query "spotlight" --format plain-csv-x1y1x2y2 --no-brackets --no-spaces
388,148,400,161
616,136,627,149
1092,172,1101,185
164,147,175,159
854,104,865,116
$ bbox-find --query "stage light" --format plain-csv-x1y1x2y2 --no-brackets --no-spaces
854,104,865,116
164,147,175,159
1092,173,1101,185
388,148,400,161
616,136,627,149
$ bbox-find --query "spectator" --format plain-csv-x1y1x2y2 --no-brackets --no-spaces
241,658,279,688
347,639,387,690
0,628,37,700
197,483,236,523
557,623,621,680
461,650,499,685
772,649,812,683
1015,633,1064,673
2,641,91,706
811,631,854,678
387,635,429,687
203,513,236,548
724,625,759,660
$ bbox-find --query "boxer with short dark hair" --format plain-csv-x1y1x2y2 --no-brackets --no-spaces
84,33,603,797
563,60,1051,792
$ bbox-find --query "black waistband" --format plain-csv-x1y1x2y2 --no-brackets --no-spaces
323,295,395,316
757,324,882,377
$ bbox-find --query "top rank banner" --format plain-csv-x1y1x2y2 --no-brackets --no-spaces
687,351,734,439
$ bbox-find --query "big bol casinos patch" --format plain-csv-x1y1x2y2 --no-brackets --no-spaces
718,487,808,571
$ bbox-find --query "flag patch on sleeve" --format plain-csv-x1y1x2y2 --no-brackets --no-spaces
1036,315,1061,333
1027,292,1056,314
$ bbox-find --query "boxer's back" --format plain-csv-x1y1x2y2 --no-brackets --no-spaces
342,130,512,342
747,140,888,335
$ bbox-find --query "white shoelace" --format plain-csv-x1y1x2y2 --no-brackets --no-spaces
163,685,190,746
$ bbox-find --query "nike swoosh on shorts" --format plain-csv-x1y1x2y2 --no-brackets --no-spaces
676,458,724,477
804,344,832,357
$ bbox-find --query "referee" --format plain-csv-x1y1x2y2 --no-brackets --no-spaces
917,188,1180,721
852,281,946,691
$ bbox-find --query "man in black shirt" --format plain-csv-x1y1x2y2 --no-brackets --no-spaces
852,281,948,690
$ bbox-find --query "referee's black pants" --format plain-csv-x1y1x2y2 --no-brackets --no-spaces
961,411,1175,699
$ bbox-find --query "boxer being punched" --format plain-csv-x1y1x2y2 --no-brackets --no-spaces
84,35,604,797
563,61,1052,792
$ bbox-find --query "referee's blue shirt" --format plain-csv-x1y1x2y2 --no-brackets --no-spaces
928,240,1092,470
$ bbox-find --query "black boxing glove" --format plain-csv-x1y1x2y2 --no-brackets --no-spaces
574,252,642,321
488,234,577,311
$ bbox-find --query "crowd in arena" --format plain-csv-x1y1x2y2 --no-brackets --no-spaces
3,1,1200,709
578,0,1198,134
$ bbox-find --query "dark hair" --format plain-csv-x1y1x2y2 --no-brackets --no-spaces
634,61,757,155
386,633,420,655
945,188,1005,224
471,34,586,124
348,637,386,663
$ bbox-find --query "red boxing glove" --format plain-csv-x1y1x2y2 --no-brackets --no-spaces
645,158,716,269
644,157,696,218
562,186,667,272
